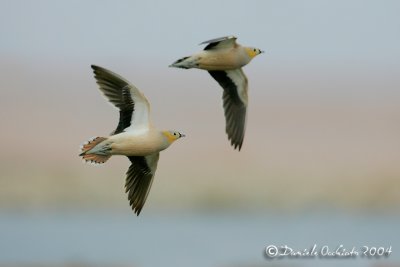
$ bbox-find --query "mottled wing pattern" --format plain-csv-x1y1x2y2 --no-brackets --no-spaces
208,69,248,150
125,153,160,215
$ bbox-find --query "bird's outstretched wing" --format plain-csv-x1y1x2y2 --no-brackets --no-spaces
208,69,248,150
125,153,159,215
200,35,237,50
91,65,151,135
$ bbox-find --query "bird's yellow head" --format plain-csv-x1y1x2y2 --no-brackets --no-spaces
245,47,264,59
162,131,185,144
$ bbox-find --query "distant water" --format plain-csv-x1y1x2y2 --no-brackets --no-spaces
0,211,398,267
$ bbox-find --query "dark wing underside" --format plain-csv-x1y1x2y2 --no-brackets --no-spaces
125,154,159,215
208,70,247,150
91,65,134,135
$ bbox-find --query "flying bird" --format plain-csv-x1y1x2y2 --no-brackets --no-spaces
170,36,263,151
80,65,185,215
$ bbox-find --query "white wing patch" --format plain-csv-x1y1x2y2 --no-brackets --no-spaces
123,84,152,133
225,69,248,105
91,65,153,135
145,153,159,174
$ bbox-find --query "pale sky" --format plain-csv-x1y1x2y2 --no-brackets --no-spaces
1,0,399,65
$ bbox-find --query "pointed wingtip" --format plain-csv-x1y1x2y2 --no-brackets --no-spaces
230,139,243,151
91,65,105,73
134,206,142,216
234,143,242,151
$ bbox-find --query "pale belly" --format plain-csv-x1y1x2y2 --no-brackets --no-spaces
107,132,165,156
195,50,248,71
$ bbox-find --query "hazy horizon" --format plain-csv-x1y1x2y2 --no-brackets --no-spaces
0,0,399,213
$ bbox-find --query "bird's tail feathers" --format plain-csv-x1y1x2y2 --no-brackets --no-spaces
169,56,195,69
79,137,111,164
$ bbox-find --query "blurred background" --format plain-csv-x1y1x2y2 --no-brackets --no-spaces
0,0,399,267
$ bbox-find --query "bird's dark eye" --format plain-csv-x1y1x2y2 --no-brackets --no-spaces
253,49,256,52
173,133,177,136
